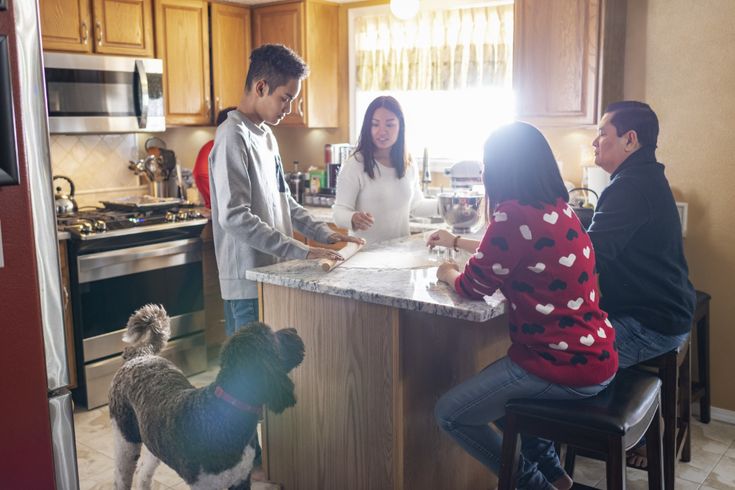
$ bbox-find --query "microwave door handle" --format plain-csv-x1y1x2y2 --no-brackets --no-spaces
135,59,149,129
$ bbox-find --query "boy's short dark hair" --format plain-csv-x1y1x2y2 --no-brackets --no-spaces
604,100,660,149
245,44,309,94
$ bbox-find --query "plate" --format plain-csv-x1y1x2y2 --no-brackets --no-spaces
100,195,183,211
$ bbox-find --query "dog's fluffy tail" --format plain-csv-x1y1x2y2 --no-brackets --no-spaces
121,304,170,359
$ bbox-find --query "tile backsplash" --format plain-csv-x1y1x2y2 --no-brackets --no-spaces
49,134,146,208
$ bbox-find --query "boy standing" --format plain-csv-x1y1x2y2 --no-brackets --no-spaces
209,44,360,336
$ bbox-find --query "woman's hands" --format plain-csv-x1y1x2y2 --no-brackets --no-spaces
425,229,456,250
327,232,365,245
351,211,374,231
306,247,344,261
436,260,460,284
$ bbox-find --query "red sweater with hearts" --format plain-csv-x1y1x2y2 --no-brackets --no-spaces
454,198,618,386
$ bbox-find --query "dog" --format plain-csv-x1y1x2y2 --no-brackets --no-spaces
109,304,304,489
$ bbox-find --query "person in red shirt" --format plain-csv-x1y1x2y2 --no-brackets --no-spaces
193,107,236,208
428,122,618,490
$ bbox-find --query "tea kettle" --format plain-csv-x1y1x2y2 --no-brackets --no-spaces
53,175,78,217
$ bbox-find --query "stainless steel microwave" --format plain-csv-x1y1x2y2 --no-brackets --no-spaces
43,52,165,134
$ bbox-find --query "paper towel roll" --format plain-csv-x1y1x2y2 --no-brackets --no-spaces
319,242,363,272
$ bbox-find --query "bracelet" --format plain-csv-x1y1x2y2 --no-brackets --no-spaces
453,235,461,252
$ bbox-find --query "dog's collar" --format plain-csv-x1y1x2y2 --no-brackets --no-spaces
214,386,263,416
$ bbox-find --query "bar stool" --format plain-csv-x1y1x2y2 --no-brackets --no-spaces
692,290,711,423
640,334,691,490
498,369,664,490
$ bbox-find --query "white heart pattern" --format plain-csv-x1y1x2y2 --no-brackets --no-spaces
528,262,546,273
511,303,517,311
589,290,596,302
543,211,559,225
475,251,484,259
492,263,510,275
559,254,576,267
535,303,555,315
563,206,573,218
493,211,508,222
604,318,613,328
519,225,533,240
580,334,595,346
567,297,583,310
597,327,607,338
583,246,591,259
549,341,569,351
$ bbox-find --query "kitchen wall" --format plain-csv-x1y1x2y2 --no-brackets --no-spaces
618,0,735,414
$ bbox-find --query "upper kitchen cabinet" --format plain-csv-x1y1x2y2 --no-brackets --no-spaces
514,0,626,126
252,0,339,128
154,0,210,125
211,2,251,122
40,0,155,57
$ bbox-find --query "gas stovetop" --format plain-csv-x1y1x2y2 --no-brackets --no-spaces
58,208,208,240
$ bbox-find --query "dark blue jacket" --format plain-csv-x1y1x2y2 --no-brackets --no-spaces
588,147,695,335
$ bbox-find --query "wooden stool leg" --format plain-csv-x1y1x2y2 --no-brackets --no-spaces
680,344,692,463
697,307,711,423
498,413,521,490
660,355,677,490
607,437,627,490
646,402,664,490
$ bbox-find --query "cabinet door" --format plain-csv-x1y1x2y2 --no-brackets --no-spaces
40,0,93,53
91,0,154,57
252,2,307,127
514,0,601,125
58,241,77,389
154,0,211,125
211,2,250,122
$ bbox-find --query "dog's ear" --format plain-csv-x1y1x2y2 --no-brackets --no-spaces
275,328,305,372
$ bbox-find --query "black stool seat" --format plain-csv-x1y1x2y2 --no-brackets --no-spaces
498,369,664,490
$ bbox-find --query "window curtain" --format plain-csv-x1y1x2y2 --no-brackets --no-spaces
355,4,514,91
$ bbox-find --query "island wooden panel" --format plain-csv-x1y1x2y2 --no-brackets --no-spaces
260,283,511,490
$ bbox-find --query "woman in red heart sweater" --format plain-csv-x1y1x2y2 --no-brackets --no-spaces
429,122,618,490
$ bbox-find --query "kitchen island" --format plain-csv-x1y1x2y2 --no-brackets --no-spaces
247,234,509,490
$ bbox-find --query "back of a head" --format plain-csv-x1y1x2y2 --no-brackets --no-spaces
216,106,236,127
245,44,309,94
604,100,659,149
483,122,568,209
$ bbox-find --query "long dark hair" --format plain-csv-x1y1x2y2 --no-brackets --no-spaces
483,122,569,212
354,96,410,179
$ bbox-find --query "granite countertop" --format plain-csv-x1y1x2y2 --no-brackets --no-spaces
246,232,505,322
302,205,447,234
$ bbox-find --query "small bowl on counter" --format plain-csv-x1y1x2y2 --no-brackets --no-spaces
437,192,484,233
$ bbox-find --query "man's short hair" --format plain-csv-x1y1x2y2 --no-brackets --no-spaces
604,101,659,149
245,44,309,94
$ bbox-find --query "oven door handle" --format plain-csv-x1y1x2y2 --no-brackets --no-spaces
77,238,201,283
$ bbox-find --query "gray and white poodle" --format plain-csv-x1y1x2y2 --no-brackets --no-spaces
109,304,304,489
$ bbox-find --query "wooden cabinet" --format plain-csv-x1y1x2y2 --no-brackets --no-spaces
154,0,210,125
210,2,251,123
58,240,77,389
513,0,626,125
40,0,154,57
252,0,339,128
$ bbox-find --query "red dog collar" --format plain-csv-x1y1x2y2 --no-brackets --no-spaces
214,386,263,416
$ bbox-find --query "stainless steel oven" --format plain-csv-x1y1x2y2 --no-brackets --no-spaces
64,215,207,409
43,52,164,134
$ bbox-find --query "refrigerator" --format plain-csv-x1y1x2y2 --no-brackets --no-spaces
0,0,79,487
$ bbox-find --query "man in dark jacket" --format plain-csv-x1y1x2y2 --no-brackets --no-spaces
588,101,695,369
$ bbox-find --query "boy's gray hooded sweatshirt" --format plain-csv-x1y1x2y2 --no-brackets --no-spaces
209,110,334,299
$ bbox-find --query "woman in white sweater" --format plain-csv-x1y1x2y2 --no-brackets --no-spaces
332,96,436,244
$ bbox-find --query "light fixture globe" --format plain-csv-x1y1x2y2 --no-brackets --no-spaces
390,0,419,20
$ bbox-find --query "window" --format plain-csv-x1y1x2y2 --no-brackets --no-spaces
348,1,515,166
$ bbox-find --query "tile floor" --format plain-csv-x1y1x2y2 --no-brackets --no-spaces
74,365,735,489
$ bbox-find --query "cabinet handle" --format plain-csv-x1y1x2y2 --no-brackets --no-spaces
297,97,304,118
205,97,211,118
62,285,70,309
215,96,221,113
95,21,102,46
81,21,88,45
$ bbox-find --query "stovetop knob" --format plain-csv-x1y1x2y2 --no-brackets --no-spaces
165,211,177,222
177,211,189,221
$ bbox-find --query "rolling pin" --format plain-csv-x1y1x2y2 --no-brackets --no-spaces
319,242,363,272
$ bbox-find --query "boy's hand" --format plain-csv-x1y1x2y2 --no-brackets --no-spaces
307,247,344,261
327,232,365,245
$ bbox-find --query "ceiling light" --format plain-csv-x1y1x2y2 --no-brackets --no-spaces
390,0,419,20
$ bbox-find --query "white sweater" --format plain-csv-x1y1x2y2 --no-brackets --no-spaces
332,154,437,244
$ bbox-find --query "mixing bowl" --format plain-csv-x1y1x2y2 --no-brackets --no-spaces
437,192,484,233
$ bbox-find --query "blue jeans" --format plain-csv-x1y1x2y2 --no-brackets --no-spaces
224,298,259,337
610,315,690,369
435,356,613,490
